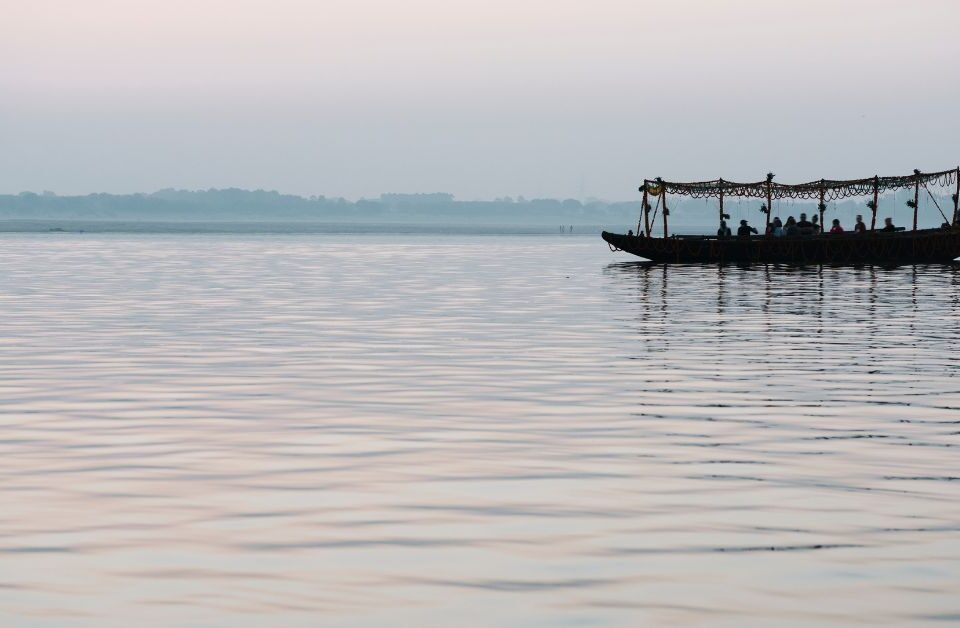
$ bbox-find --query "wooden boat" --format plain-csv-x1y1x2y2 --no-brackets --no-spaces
603,228,960,264
603,168,960,264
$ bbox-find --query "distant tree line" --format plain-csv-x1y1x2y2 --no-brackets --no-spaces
0,189,641,225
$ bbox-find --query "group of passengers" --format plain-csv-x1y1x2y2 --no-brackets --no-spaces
718,213,899,239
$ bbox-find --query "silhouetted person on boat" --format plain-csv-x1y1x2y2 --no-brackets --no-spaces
770,216,784,237
717,220,732,239
854,215,867,234
811,215,821,234
797,213,814,235
881,217,897,232
829,218,844,234
784,216,800,236
737,219,758,238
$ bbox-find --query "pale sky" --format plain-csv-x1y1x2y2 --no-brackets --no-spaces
2,0,959,199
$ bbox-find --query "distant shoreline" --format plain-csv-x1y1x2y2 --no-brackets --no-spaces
0,219,638,235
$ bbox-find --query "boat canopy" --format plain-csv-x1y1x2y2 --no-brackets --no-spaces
643,168,958,202
637,167,960,238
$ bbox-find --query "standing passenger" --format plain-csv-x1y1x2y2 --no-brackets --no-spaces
737,219,758,238
717,220,732,239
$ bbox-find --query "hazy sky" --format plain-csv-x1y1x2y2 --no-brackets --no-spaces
3,0,959,199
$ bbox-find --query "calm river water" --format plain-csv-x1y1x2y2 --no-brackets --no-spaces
1,234,958,626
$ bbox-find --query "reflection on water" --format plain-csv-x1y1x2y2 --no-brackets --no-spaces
0,234,959,626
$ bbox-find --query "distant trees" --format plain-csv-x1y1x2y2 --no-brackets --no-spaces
0,188,643,226
379,193,454,205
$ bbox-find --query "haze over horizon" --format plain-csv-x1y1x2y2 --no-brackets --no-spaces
3,0,959,200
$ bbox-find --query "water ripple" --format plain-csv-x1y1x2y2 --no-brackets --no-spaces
0,234,958,625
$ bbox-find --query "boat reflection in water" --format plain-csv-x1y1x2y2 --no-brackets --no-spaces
602,261,959,350
598,261,960,627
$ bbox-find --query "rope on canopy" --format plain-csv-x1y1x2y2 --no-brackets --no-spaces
642,168,958,202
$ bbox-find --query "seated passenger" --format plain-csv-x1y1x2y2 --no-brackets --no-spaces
737,219,758,238
796,212,814,235
770,217,784,237
811,215,821,234
881,217,896,232
717,220,732,239
829,218,844,234
783,216,800,236
854,215,867,234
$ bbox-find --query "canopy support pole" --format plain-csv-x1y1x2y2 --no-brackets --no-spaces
913,173,920,231
765,174,773,233
718,179,725,228
818,180,825,232
641,187,650,236
871,176,879,231
954,167,960,225
662,189,669,238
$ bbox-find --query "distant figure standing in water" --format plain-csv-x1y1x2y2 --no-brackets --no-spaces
829,218,844,234
854,215,867,234
737,219,758,238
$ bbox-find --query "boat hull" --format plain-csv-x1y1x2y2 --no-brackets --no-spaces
602,229,960,265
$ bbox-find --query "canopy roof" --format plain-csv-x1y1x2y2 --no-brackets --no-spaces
643,168,958,202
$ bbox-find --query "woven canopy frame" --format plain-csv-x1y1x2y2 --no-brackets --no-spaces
643,168,958,202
